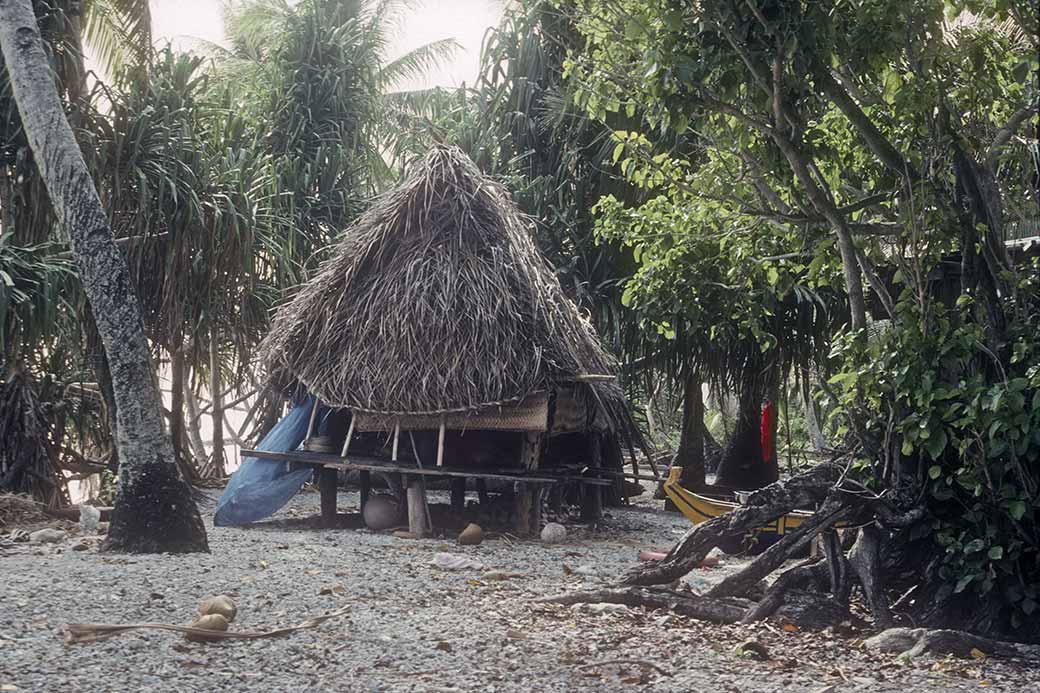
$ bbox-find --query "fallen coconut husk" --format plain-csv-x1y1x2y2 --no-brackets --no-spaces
62,607,349,645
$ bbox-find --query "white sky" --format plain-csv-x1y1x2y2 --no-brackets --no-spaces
148,0,507,90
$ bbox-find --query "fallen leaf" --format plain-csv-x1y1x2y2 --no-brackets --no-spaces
970,647,987,661
782,623,799,632
506,630,527,640
435,641,452,652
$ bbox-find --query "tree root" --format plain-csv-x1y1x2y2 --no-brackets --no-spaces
621,463,841,586
708,493,849,599
741,558,828,623
864,627,1040,661
536,586,750,624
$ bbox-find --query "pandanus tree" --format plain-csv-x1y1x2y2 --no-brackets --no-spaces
0,0,207,551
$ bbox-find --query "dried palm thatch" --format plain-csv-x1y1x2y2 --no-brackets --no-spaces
262,146,640,443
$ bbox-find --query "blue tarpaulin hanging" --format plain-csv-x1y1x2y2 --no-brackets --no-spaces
214,396,327,526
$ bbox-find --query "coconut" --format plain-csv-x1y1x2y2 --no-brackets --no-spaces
185,613,229,642
457,523,483,546
540,522,567,543
199,595,237,622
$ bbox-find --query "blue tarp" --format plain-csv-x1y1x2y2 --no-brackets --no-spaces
214,396,328,526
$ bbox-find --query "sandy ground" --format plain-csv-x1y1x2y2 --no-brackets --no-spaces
2,488,1037,692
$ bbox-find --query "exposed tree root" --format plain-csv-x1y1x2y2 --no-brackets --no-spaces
741,558,827,623
536,586,750,624
865,627,1040,661
707,493,849,599
622,463,841,586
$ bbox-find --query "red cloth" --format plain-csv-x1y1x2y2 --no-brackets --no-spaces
760,401,775,462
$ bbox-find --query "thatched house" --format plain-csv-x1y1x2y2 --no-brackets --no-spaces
260,146,642,495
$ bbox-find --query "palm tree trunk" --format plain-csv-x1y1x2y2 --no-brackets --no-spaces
675,369,706,491
0,1,207,553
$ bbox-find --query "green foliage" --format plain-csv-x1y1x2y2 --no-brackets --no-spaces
826,284,1040,623
562,0,1040,627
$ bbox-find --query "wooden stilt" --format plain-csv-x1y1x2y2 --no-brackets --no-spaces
305,399,320,440
319,466,338,526
513,482,543,536
436,420,446,466
580,483,603,522
520,431,543,470
391,423,400,461
450,477,466,514
476,478,489,507
359,470,371,510
406,475,430,537
340,414,355,457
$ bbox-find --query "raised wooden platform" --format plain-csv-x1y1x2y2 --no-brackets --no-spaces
240,448,612,534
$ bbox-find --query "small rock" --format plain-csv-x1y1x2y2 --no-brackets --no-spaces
540,522,567,543
735,639,770,660
457,523,483,546
435,641,452,652
29,528,65,544
71,542,90,552
79,505,101,534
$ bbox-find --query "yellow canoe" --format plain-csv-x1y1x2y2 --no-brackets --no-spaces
661,466,813,535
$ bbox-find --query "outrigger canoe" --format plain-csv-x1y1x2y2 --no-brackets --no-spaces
661,466,814,535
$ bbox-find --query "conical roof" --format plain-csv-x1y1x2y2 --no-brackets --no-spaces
261,146,625,421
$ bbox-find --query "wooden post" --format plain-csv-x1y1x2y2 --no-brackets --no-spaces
305,398,320,441
319,466,338,526
580,482,603,522
406,475,431,537
340,414,355,457
436,420,446,466
391,422,400,461
581,432,604,521
513,482,544,536
450,478,466,514
359,470,371,510
520,431,543,470
514,482,533,536
476,478,489,507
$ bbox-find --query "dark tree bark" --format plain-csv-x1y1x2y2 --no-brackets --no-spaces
0,0,207,553
715,371,779,490
675,369,706,491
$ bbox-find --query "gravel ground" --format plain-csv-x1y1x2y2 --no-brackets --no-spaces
2,488,1037,692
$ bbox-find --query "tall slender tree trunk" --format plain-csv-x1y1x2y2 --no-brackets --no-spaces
0,1,207,552
208,332,225,478
183,374,209,462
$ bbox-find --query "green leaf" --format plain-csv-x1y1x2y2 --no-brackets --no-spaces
1008,500,1027,521
928,465,942,480
954,574,974,594
988,546,1004,560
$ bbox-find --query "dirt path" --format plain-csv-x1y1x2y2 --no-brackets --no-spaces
2,489,1035,691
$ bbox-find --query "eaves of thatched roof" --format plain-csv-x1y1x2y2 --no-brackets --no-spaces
261,146,629,429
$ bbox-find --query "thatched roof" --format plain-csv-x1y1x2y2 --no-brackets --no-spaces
261,146,636,438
